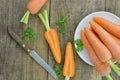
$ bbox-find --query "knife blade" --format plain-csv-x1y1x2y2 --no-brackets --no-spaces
7,26,57,79
30,50,57,78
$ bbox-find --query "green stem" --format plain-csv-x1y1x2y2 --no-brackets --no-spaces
105,74,113,80
108,60,120,76
38,13,48,29
38,10,50,31
43,10,50,29
20,10,30,24
65,76,70,80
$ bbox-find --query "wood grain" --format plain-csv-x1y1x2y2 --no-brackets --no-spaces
0,0,120,80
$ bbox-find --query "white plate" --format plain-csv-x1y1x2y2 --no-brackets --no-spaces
74,11,120,66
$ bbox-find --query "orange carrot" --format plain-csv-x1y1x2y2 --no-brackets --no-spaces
81,30,100,65
94,17,120,39
90,21,120,63
84,27,112,62
21,0,47,24
91,26,120,45
63,42,75,80
27,0,47,14
38,10,61,63
110,34,120,45
81,30,112,80
45,29,61,63
89,22,120,76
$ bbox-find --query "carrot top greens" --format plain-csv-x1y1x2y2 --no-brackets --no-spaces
38,10,50,31
20,11,30,24
74,39,83,52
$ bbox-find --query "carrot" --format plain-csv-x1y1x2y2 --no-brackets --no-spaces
94,17,120,39
38,10,61,63
27,0,47,14
89,22,120,76
84,27,112,62
110,34,120,45
81,30,112,80
63,42,75,80
45,29,61,63
91,26,120,45
20,0,47,24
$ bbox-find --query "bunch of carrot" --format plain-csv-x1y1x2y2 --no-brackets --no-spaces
80,17,120,80
21,0,47,24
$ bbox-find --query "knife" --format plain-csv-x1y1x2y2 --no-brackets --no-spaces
7,26,57,79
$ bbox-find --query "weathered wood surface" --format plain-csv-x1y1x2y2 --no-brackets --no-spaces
0,0,120,80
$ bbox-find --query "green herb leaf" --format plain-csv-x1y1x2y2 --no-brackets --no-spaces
74,39,83,52
22,27,37,41
53,65,63,80
56,13,68,34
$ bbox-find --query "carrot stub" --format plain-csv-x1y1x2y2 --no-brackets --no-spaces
21,0,47,24
63,42,75,80
81,30,112,80
38,10,61,63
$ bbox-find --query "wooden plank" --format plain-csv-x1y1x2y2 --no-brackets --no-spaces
0,0,50,80
48,0,105,80
22,0,50,80
0,0,26,80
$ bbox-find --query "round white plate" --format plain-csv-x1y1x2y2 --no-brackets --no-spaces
74,11,120,66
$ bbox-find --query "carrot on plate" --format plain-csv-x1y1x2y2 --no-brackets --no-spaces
63,42,75,80
89,22,120,76
81,30,112,80
91,25,120,45
20,0,47,24
84,27,112,62
90,21,120,63
38,10,61,63
110,34,120,45
94,17,120,39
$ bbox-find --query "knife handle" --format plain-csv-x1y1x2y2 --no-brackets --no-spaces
21,44,32,53
8,26,32,54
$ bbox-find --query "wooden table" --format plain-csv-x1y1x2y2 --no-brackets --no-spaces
0,0,120,80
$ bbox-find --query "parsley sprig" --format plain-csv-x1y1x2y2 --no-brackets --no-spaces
74,39,83,52
53,65,63,80
22,27,37,41
56,13,68,34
